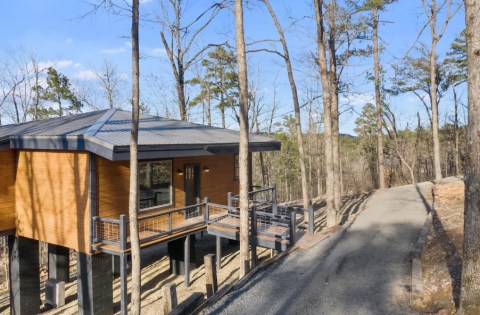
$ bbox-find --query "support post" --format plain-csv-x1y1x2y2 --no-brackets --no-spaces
184,235,190,287
8,236,40,315
204,197,209,223
289,211,296,245
163,283,177,314
119,254,128,315
227,192,232,209
204,254,218,298
308,206,314,233
48,244,70,283
77,253,113,315
251,207,257,269
216,236,222,270
119,215,127,250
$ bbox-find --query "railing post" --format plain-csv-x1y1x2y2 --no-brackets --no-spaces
204,197,209,223
92,216,98,243
119,215,127,250
308,206,314,234
250,206,257,269
168,213,173,234
289,211,296,245
273,184,277,204
227,192,232,209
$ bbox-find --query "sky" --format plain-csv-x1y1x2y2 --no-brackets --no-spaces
0,0,467,134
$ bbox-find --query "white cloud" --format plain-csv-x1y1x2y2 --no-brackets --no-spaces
101,47,126,54
38,59,74,70
72,70,97,80
74,63,82,68
339,92,375,107
65,38,73,44
151,47,166,57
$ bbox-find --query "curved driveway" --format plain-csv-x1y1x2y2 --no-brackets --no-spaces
205,182,434,315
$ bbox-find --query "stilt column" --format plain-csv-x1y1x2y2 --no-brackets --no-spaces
8,235,41,315
48,244,70,283
77,253,113,315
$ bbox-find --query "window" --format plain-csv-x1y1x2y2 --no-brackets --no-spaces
139,160,172,210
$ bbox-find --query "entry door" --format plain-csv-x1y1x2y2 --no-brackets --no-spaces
184,164,200,217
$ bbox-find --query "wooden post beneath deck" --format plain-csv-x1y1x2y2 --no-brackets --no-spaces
204,254,218,298
163,283,178,314
216,236,222,270
184,235,190,287
119,253,128,315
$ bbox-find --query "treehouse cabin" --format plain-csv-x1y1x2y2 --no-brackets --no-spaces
0,109,280,315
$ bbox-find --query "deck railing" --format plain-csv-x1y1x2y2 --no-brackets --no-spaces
92,201,208,251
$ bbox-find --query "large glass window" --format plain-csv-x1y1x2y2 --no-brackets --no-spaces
139,160,172,210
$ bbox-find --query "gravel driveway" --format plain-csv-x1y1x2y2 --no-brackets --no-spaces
204,182,434,315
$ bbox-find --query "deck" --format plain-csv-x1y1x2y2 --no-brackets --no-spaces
91,187,305,254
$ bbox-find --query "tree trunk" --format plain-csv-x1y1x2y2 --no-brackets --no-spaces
314,0,336,227
373,6,386,189
129,1,141,313
429,0,443,182
263,0,310,210
460,1,480,313
328,0,341,217
176,67,187,121
454,86,460,175
234,0,250,279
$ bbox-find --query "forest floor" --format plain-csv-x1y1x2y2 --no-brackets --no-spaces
411,178,464,314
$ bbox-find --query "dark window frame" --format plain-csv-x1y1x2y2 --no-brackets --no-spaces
138,159,174,212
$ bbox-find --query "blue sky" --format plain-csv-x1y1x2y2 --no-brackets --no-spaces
0,0,466,134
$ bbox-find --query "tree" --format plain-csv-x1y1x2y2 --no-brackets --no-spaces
33,67,82,117
93,60,126,109
159,0,224,121
354,103,379,187
421,0,462,182
261,0,310,211
189,46,239,128
460,1,480,313
234,0,250,278
128,0,142,313
0,52,45,123
394,44,451,126
314,0,336,227
445,30,467,175
362,0,396,189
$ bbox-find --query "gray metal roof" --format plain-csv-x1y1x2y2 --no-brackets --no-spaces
0,109,280,160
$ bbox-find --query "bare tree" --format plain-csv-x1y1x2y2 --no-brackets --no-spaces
0,52,45,123
422,0,462,182
129,0,142,313
234,0,250,278
261,0,311,212
460,0,480,312
314,0,336,227
92,60,126,109
159,0,224,121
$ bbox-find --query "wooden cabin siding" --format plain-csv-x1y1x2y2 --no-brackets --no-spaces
97,154,239,219
15,150,90,253
0,150,16,232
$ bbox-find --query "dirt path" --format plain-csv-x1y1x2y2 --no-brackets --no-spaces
204,182,435,315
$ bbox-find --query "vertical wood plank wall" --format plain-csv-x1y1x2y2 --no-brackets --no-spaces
0,150,16,232
97,154,239,219
15,150,90,252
